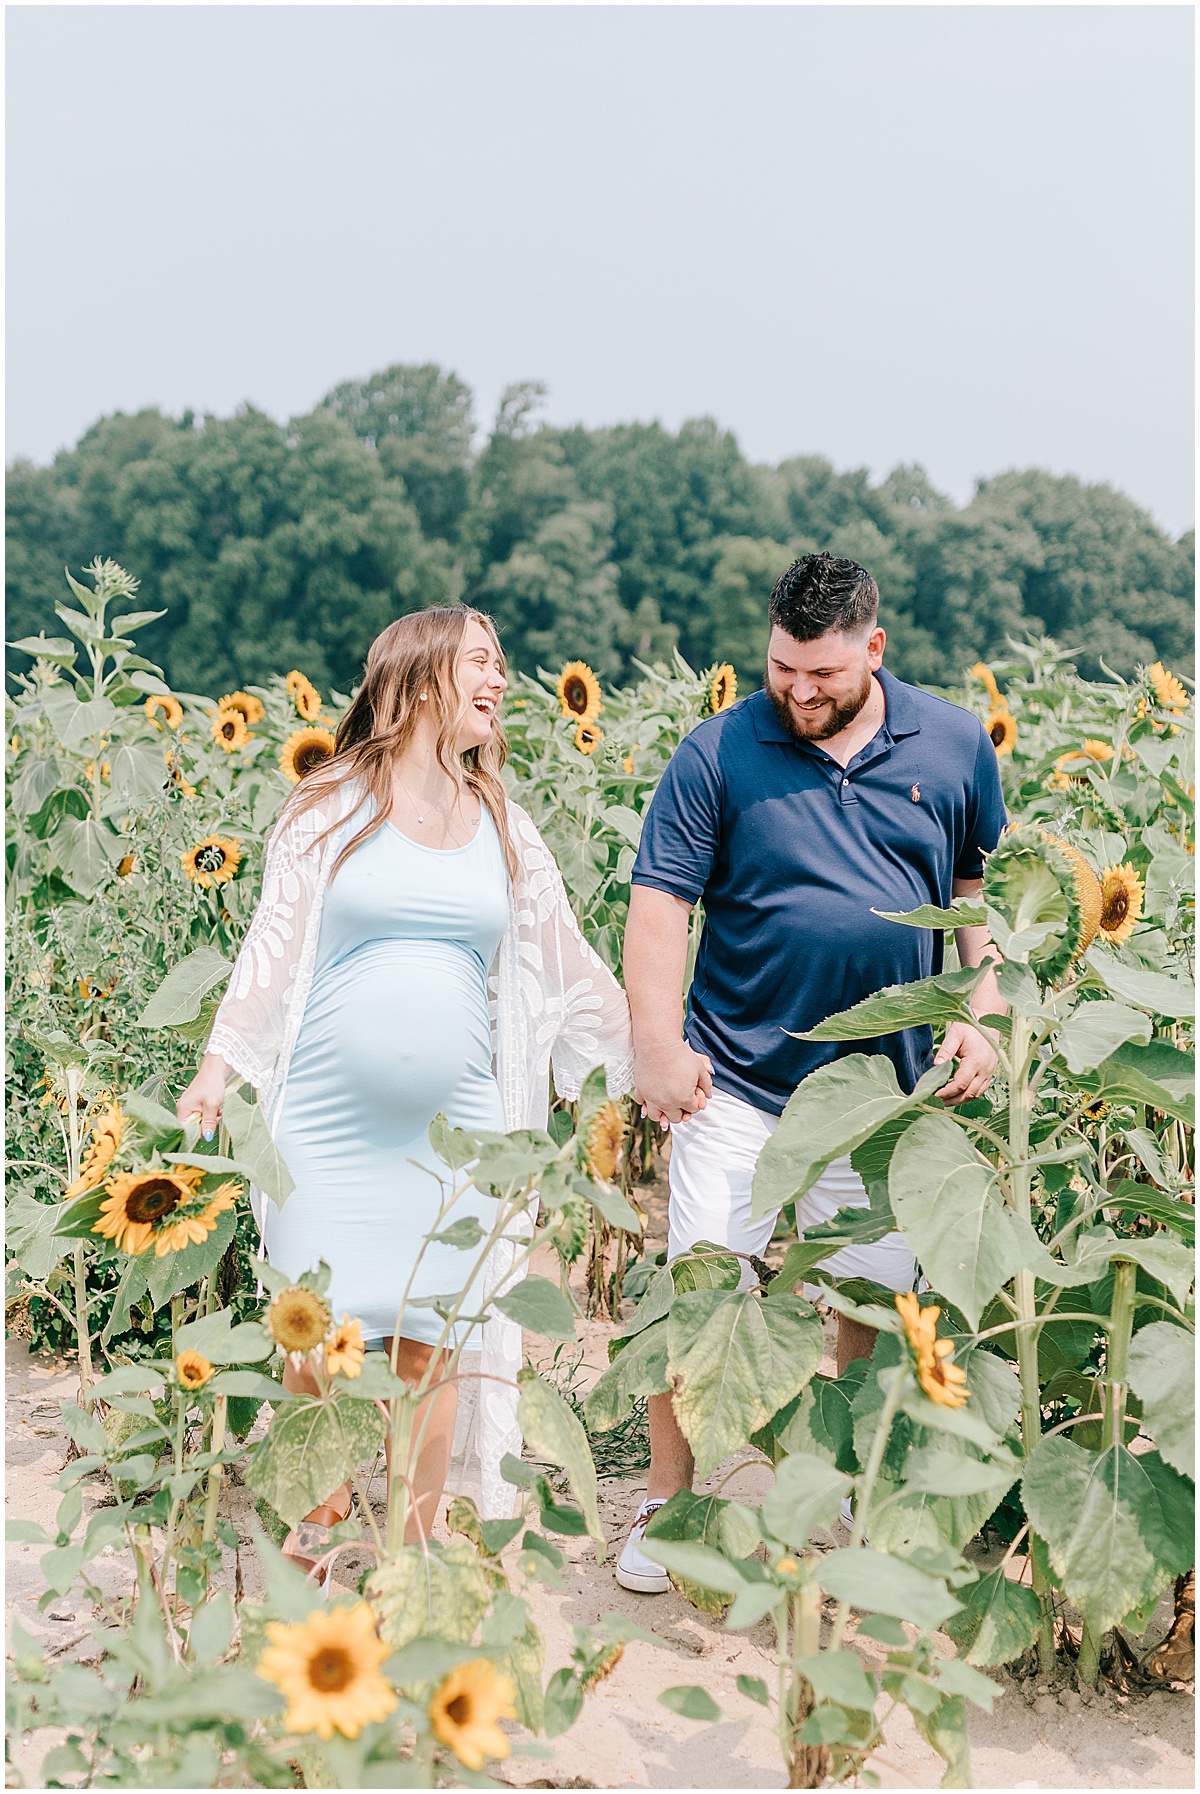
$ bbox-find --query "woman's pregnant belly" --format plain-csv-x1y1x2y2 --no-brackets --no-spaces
267,940,504,1346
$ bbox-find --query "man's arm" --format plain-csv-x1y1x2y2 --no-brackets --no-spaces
624,884,714,1126
934,876,1003,1105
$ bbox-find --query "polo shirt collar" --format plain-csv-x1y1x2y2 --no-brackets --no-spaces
750,667,922,746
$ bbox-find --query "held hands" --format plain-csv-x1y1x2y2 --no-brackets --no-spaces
174,1054,227,1141
632,1039,714,1127
935,1019,999,1106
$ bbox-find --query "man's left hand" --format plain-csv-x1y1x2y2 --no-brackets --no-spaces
935,1019,999,1105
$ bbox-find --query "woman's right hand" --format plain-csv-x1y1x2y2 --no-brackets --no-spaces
175,1054,229,1140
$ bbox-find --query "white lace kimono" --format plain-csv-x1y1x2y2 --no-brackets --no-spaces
207,780,634,1516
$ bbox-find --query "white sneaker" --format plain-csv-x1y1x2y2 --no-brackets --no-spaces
840,1496,868,1542
615,1499,670,1594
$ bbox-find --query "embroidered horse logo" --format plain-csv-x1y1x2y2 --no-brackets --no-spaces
911,784,921,802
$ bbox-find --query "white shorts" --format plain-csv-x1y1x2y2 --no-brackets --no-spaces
666,1086,917,1293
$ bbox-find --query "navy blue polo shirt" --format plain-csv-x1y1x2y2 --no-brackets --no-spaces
631,668,1007,1115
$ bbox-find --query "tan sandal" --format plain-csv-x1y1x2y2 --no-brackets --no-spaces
282,1501,352,1584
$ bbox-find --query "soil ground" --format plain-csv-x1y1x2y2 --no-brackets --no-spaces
6,1177,1195,1788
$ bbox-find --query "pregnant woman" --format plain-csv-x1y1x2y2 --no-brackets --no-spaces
175,607,633,1567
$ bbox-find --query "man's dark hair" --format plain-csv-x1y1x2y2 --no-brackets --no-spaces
768,552,879,642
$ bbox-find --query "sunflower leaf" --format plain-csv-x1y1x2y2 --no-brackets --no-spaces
247,1388,386,1530
136,948,232,1030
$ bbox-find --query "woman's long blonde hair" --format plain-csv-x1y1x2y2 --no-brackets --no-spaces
287,607,518,883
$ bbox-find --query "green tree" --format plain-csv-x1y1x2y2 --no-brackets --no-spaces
321,362,475,545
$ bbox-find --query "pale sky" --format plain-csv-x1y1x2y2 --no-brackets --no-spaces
6,4,1195,535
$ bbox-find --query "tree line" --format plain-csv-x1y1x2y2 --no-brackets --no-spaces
7,363,1194,697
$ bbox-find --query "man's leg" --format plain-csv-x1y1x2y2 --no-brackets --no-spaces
617,1090,778,1591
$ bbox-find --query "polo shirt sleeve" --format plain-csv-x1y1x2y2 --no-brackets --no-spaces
631,730,722,905
955,724,1008,880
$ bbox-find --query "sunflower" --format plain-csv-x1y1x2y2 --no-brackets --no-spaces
152,1180,239,1256
218,690,264,726
1098,862,1144,945
556,661,602,721
895,1293,968,1409
1081,739,1114,762
1148,662,1189,713
176,1349,214,1391
580,1641,625,1691
211,707,248,753
428,1660,515,1769
281,727,337,784
986,709,1017,755
117,853,137,878
586,1102,625,1183
93,1166,206,1257
970,662,1002,705
289,674,322,722
1041,833,1103,959
258,1603,395,1741
145,694,183,730
65,1102,126,1197
325,1315,366,1379
574,721,603,756
268,1285,332,1355
622,754,635,775
182,835,242,889
85,760,111,781
708,664,737,714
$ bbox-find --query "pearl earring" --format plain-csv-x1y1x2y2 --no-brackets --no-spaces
419,693,427,702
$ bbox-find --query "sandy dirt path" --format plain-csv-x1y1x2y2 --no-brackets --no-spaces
7,1316,1193,1789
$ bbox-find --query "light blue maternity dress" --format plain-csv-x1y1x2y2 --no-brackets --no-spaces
265,805,510,1349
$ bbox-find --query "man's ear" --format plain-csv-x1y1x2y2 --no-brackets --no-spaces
867,626,886,669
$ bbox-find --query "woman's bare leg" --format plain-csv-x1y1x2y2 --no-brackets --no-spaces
383,1335,459,1543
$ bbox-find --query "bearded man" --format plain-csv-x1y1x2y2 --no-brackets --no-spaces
616,551,1007,1594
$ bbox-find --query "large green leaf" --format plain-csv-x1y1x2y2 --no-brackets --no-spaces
943,1566,1041,1666
758,1452,850,1549
1053,1227,1194,1310
517,1369,603,1545
173,1309,273,1365
1057,1002,1151,1074
367,1539,491,1650
49,815,125,897
872,901,988,931
1056,1039,1195,1127
583,1320,669,1432
815,1548,961,1630
138,949,233,1029
1127,1322,1194,1478
246,1389,385,1529
1022,1437,1195,1634
771,1377,859,1475
142,1206,239,1310
492,1275,578,1341
1084,945,1195,1019
888,1113,1042,1329
5,1189,67,1280
668,1290,824,1480
751,1054,950,1218
797,963,987,1042
222,1088,294,1205
645,1489,759,1614
10,754,65,821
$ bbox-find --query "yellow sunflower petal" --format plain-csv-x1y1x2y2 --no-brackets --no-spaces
556,661,602,721
1098,862,1144,945
258,1604,395,1741
280,727,337,784
429,1660,516,1769
176,1349,214,1390
268,1285,332,1354
987,709,1017,755
574,721,603,756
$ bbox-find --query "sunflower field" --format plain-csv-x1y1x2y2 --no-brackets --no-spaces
4,559,1194,1787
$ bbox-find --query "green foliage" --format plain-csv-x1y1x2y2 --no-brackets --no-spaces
8,365,1193,700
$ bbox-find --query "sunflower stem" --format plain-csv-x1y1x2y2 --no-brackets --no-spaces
201,1394,227,1548
72,1242,95,1413
1004,1010,1058,1675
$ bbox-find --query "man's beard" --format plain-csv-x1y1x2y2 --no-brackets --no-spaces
766,665,874,742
